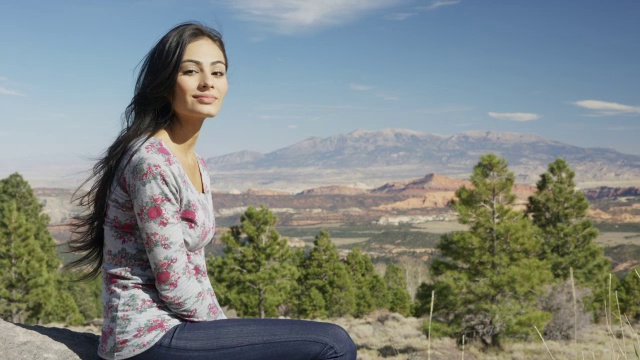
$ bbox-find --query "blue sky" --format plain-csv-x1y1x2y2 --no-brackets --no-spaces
1,0,639,182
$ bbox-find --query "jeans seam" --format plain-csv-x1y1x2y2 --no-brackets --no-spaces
155,339,335,351
153,338,336,353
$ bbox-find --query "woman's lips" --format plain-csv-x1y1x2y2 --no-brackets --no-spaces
193,95,217,104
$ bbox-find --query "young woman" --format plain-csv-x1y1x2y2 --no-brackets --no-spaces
69,22,356,360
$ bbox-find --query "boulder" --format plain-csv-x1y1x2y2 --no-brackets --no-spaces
0,318,99,360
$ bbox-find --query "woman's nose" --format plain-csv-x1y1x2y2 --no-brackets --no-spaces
200,74,214,89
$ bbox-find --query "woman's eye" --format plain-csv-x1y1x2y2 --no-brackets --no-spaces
212,71,225,77
182,69,198,75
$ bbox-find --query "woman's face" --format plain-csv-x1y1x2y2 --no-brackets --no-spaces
172,37,228,123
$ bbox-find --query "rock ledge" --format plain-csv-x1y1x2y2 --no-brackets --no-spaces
0,318,99,360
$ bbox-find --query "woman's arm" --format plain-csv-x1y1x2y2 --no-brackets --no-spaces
124,151,220,321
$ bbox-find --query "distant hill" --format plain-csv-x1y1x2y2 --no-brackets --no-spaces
206,129,640,192
371,173,469,196
36,173,640,249
584,186,640,201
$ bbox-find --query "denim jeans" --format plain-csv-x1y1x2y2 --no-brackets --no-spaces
128,318,357,360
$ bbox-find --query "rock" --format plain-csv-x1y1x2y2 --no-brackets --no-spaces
0,318,99,360
244,188,291,196
297,186,368,196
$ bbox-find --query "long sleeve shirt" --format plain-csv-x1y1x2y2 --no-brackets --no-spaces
98,136,226,360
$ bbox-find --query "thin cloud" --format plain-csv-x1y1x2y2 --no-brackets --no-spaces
376,93,399,101
573,99,640,116
217,0,404,34
0,86,25,97
350,82,399,100
287,124,299,129
385,12,417,21
350,83,372,91
385,0,459,21
426,0,461,11
488,112,540,122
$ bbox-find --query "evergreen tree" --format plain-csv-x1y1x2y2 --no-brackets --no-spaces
208,206,298,318
369,274,389,310
384,263,412,316
0,173,81,324
619,269,640,322
60,270,103,322
47,275,85,325
296,287,327,319
427,154,553,347
526,158,610,294
345,247,389,317
0,200,49,323
295,230,355,318
413,282,434,318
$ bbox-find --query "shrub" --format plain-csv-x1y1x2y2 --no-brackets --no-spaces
538,280,592,340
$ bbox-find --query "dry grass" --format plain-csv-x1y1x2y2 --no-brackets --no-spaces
412,221,468,234
596,232,640,247
46,310,640,359
495,324,638,360
330,310,466,359
329,311,640,360
330,237,371,246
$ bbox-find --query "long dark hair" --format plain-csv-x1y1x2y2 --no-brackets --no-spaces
67,22,228,279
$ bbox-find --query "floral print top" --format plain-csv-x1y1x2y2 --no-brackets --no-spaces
98,137,226,360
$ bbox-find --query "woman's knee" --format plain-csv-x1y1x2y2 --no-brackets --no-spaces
322,323,357,360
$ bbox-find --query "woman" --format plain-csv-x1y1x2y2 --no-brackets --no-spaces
69,22,357,360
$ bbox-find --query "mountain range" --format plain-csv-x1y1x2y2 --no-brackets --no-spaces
205,129,640,192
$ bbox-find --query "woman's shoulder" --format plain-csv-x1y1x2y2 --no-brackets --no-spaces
125,137,178,168
121,137,182,184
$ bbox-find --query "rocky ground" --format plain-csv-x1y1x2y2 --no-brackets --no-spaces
4,312,638,360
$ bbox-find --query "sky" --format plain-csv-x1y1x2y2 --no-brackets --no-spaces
1,0,639,184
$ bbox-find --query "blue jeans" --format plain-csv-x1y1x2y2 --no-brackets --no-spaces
128,318,357,360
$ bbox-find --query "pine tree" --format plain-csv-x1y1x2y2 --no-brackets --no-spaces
345,247,389,317
296,287,327,319
60,270,103,322
619,269,640,322
0,200,46,322
526,158,610,296
427,154,553,347
384,263,412,316
208,206,298,318
295,230,355,318
369,274,389,310
0,173,82,324
47,275,85,325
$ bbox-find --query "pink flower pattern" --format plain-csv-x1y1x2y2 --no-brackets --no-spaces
99,137,224,360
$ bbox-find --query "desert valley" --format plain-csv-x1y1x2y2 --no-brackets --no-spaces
36,129,640,277
19,129,640,359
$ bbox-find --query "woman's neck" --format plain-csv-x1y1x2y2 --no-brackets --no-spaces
155,118,204,157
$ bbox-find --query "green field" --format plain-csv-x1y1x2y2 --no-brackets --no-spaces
54,221,640,275
594,222,640,233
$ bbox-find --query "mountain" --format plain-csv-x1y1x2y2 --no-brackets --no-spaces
205,128,640,192
209,150,264,167
371,173,469,196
